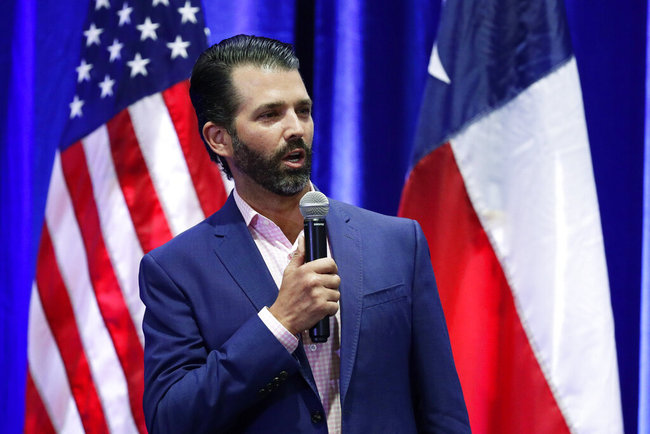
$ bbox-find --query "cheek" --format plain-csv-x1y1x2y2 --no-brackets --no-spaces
305,121,315,143
238,128,279,151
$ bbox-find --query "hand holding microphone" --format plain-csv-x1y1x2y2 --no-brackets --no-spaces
299,191,333,343
269,191,339,340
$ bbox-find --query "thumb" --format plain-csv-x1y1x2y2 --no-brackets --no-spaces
287,235,306,268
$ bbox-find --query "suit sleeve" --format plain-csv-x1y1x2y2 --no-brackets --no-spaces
409,220,472,433
139,253,301,434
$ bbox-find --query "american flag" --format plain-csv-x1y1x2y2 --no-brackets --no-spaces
399,0,622,432
24,1,229,432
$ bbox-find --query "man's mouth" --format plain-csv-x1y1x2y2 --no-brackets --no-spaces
282,149,306,167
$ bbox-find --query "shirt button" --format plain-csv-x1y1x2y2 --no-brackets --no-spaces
309,344,317,352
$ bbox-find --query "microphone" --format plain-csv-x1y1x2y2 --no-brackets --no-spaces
299,191,330,343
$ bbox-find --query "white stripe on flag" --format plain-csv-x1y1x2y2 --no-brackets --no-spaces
129,92,204,235
28,284,85,434
45,152,139,434
449,58,622,433
82,126,145,344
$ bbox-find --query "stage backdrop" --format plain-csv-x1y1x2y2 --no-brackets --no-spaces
0,0,646,433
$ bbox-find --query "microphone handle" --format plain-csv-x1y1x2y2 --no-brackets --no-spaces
304,218,329,343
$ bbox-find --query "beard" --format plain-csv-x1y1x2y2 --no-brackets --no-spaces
231,132,312,197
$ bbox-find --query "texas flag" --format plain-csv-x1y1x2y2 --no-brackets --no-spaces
398,0,623,432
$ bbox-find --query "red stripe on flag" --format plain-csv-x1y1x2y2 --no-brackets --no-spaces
399,143,570,433
24,370,56,434
162,80,228,216
106,110,174,253
59,142,146,433
35,227,109,433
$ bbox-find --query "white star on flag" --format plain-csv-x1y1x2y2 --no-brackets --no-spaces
117,3,133,26
428,43,451,84
153,0,170,6
127,52,151,77
167,36,190,59
107,39,124,62
98,75,115,98
83,23,103,46
137,17,160,41
178,1,199,24
95,0,110,10
76,59,93,82
69,95,84,118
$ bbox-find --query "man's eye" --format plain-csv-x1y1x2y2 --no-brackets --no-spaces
259,111,278,119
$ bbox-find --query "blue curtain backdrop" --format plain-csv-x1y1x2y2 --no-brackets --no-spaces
640,3,650,433
0,0,646,433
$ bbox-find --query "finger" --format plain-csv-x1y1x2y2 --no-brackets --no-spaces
324,287,341,302
320,274,341,290
324,300,340,316
304,257,338,274
286,236,305,269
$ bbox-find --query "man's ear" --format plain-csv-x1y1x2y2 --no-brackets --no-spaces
202,122,233,157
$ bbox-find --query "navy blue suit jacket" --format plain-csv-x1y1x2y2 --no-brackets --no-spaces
139,194,470,433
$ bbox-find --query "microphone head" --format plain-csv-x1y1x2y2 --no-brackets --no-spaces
299,191,329,219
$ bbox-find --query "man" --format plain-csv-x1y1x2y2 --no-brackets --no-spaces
139,34,470,433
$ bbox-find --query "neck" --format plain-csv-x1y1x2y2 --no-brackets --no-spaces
235,178,309,244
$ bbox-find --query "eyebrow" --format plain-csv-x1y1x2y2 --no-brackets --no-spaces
255,98,313,112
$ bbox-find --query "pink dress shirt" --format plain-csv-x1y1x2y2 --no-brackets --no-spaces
233,188,342,433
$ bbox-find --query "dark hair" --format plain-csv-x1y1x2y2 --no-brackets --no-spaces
189,34,300,178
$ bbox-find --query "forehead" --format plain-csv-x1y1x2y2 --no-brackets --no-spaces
230,65,310,112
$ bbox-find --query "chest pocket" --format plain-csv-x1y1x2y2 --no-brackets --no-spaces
362,283,407,309
357,283,411,371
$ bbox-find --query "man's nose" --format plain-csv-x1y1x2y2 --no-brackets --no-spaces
283,111,306,140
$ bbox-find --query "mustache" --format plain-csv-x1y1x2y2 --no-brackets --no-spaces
272,138,310,159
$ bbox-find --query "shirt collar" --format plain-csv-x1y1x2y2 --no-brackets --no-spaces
232,187,258,227
232,182,315,228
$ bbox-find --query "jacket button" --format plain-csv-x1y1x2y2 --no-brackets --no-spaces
279,371,288,380
311,411,323,424
258,387,268,396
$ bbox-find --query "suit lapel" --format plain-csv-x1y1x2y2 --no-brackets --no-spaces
210,195,278,311
326,201,363,407
210,195,319,395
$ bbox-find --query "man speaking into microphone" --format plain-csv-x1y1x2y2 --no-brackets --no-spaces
139,35,470,433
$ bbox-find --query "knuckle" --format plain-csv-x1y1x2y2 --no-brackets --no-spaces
306,274,320,288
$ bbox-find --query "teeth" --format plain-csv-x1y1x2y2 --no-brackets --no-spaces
286,152,301,161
